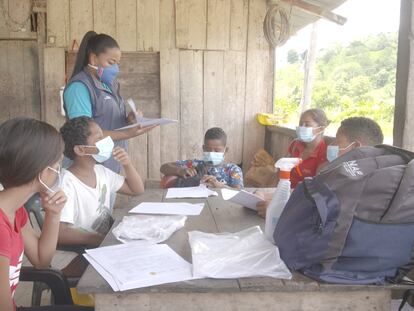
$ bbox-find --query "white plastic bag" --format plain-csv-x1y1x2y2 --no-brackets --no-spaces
188,226,292,279
112,215,187,244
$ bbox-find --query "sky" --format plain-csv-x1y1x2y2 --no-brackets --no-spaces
276,0,401,67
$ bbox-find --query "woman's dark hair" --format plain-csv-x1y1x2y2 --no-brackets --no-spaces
301,108,330,127
71,31,120,79
60,117,95,160
0,118,64,188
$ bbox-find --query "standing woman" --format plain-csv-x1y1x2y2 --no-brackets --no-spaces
64,31,155,174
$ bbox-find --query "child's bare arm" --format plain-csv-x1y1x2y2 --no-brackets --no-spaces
58,223,104,247
0,256,13,311
113,147,145,195
22,190,67,269
160,162,197,177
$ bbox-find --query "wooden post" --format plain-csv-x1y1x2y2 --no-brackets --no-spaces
394,0,412,148
300,22,318,113
37,12,46,121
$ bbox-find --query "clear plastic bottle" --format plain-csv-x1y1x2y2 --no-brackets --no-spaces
265,158,301,243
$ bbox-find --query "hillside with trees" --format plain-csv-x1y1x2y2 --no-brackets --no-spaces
275,32,397,140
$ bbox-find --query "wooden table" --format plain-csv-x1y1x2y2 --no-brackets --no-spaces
77,189,407,311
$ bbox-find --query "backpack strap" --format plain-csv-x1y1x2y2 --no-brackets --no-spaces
376,144,414,163
303,178,328,227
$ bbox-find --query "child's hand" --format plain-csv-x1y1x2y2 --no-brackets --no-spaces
256,200,270,218
177,167,197,178
201,175,224,188
40,190,67,216
113,147,131,166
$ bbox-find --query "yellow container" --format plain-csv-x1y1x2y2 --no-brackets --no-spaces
70,287,95,307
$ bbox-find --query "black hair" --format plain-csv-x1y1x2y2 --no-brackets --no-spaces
339,117,384,146
60,117,95,160
301,108,330,127
71,31,120,79
0,118,64,188
204,127,227,145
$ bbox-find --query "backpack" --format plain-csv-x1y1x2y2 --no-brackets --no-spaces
160,163,207,188
274,145,414,285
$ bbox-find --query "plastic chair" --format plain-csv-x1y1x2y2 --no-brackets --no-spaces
19,266,93,310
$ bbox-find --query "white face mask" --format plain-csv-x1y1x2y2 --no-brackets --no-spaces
82,136,115,163
203,151,225,166
296,126,323,143
38,165,61,195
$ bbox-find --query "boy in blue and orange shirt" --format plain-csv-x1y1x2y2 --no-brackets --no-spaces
160,127,243,189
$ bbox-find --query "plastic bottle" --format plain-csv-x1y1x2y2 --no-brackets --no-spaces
265,157,302,243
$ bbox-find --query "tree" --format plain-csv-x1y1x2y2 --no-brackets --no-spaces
287,49,299,64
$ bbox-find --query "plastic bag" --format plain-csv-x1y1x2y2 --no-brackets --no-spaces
188,226,292,279
112,215,187,244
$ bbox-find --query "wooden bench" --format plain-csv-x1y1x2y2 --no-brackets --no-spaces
78,189,412,311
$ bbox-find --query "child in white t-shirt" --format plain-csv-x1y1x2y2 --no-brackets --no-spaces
58,117,145,247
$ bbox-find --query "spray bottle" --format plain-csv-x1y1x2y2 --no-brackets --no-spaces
265,157,302,243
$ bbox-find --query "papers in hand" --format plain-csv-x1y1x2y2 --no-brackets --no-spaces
166,185,218,199
221,188,264,211
116,99,178,130
83,243,195,291
129,202,205,216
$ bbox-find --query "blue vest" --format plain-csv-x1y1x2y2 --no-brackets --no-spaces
64,70,128,173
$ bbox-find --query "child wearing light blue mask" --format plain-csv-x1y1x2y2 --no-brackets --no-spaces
58,117,145,247
160,127,243,189
326,117,384,163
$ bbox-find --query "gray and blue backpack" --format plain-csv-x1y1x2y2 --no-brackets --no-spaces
274,145,414,285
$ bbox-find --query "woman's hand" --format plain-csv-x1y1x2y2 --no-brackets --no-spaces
40,190,67,216
126,124,158,137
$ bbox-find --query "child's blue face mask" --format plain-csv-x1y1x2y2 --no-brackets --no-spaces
203,152,225,166
84,136,114,163
327,142,355,162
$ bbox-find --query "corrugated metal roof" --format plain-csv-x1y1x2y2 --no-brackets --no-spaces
280,0,348,35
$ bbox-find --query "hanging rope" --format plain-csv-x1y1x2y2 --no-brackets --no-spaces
263,4,290,48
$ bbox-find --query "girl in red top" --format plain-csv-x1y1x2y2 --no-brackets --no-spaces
0,118,69,311
288,108,329,188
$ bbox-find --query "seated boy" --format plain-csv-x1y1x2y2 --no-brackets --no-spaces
58,117,145,247
256,116,384,218
160,127,243,189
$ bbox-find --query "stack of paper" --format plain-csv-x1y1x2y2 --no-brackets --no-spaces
84,243,195,291
166,185,218,199
116,99,178,130
129,202,205,216
221,189,265,211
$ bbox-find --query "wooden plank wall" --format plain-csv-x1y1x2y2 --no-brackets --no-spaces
44,0,273,180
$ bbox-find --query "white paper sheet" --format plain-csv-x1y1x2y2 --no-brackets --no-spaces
116,99,178,130
84,243,195,291
129,202,205,216
165,185,218,199
221,188,265,211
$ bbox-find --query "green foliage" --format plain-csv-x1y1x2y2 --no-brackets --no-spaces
276,32,397,141
287,49,299,64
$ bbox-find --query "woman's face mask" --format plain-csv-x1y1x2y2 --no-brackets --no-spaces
83,136,115,163
38,165,61,195
203,152,225,166
88,63,119,86
296,126,322,143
